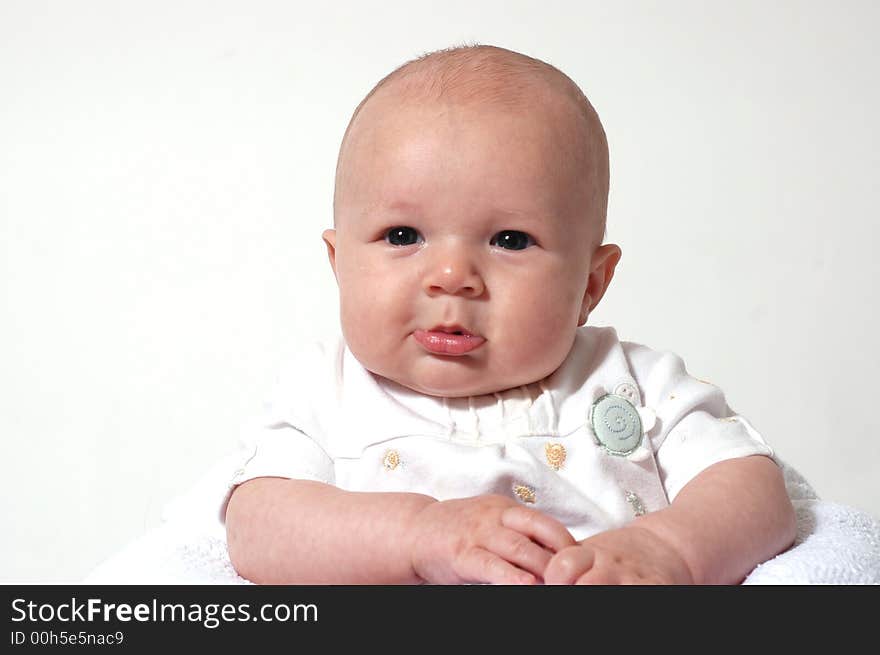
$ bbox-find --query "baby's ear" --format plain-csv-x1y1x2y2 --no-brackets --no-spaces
322,229,338,280
581,243,622,320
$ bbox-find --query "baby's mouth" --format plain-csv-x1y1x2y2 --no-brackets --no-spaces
432,324,474,336
412,325,485,356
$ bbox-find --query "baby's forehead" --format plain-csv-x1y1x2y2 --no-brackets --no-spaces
335,46,609,239
348,82,596,185
347,47,596,142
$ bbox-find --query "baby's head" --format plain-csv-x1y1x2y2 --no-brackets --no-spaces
323,44,621,397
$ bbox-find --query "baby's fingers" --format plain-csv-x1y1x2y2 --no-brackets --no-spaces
501,506,576,554
455,547,537,585
482,529,558,580
544,544,595,585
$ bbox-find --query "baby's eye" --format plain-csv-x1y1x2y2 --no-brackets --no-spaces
490,230,535,251
384,226,422,246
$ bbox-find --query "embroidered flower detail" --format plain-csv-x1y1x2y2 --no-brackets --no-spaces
382,450,400,471
625,490,646,517
544,443,566,471
513,484,536,504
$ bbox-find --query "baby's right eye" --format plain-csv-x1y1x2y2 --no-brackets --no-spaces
384,226,422,246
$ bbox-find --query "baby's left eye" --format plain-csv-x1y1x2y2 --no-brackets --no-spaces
490,230,535,251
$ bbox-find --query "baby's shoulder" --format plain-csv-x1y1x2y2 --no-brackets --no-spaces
577,325,691,376
572,326,709,406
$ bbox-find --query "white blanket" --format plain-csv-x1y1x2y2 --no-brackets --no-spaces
84,459,880,585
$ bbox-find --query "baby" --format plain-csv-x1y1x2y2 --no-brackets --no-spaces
223,44,796,584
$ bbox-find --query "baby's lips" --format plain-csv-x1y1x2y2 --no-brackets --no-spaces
427,323,478,337
412,329,486,355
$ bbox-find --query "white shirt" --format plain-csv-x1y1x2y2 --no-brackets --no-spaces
221,326,774,541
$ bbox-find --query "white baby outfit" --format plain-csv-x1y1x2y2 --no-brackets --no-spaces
220,326,774,541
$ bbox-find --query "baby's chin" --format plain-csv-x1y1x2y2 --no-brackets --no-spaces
368,371,485,398
350,342,563,398
377,369,540,399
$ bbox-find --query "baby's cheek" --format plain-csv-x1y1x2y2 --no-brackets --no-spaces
496,323,564,381
339,280,408,346
509,297,578,372
515,284,577,333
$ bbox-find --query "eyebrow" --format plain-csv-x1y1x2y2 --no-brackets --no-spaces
383,200,422,213
370,200,538,219
358,199,420,219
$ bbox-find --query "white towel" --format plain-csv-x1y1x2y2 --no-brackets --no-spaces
84,459,880,585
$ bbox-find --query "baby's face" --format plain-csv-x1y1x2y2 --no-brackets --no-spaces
324,90,619,397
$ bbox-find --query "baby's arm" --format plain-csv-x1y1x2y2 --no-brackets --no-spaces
226,478,575,584
544,455,796,584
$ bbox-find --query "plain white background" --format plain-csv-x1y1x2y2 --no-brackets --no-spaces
2,1,878,582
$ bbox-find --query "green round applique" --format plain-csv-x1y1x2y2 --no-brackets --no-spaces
589,394,643,456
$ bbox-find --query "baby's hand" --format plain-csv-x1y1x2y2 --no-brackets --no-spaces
409,494,576,585
543,525,694,585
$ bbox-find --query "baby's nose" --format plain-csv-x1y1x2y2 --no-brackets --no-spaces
421,246,485,298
